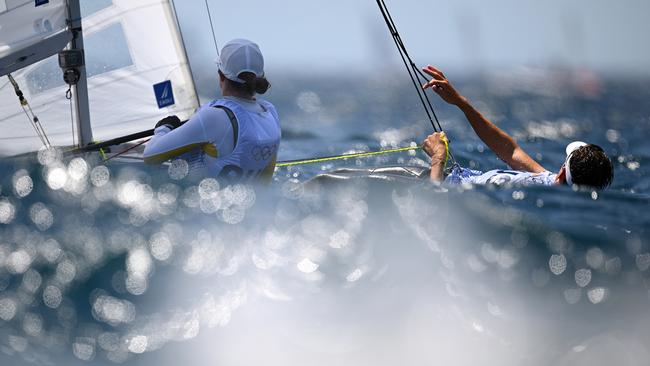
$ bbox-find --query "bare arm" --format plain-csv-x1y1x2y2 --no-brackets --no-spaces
422,66,546,173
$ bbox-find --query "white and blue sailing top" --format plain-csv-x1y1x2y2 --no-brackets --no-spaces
445,166,557,186
143,96,281,181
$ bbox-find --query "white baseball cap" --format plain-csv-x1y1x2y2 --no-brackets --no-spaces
217,39,265,84
564,141,588,186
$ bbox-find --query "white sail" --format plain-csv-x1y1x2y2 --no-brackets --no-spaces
0,0,71,76
0,0,199,156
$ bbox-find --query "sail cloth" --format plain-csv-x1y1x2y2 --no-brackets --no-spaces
0,0,199,156
0,0,71,76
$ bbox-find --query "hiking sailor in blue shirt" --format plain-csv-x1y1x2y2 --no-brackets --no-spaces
420,66,613,189
143,39,281,183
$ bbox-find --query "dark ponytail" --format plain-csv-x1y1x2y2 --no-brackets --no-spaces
226,71,270,96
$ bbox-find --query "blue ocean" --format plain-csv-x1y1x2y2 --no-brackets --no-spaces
1,71,649,365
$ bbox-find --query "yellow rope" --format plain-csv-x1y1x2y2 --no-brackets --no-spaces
276,146,422,168
442,137,450,169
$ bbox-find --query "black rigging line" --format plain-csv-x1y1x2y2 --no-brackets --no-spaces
204,0,220,57
375,0,444,133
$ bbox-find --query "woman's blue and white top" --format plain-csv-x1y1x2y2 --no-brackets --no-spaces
143,96,281,181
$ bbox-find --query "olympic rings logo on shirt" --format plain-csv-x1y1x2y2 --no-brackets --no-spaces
251,144,277,161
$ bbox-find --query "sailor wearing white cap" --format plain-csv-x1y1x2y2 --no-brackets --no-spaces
421,66,613,189
144,39,281,183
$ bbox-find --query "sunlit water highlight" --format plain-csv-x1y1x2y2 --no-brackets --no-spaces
0,74,649,366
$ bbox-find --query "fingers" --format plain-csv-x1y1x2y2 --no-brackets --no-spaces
422,65,446,81
426,65,445,78
422,132,450,158
433,132,448,144
422,132,449,147
422,66,451,95
422,79,448,90
422,140,434,157
422,134,434,155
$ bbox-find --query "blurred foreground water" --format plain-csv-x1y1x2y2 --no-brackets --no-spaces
1,70,649,365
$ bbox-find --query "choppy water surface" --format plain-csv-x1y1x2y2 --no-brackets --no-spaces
1,72,649,365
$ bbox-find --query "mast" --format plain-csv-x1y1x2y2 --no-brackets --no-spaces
67,0,93,146
168,0,201,107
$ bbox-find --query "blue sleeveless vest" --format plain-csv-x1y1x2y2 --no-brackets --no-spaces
206,98,281,180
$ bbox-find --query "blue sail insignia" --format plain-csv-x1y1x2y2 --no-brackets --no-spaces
153,80,175,109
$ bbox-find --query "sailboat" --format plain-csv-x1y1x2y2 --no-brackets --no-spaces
0,0,199,158
1,0,431,184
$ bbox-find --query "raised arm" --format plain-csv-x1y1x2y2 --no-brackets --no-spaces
422,66,546,173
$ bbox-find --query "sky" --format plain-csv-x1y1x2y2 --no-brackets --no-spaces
175,0,650,76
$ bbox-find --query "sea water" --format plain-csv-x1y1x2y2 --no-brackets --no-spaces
0,72,649,365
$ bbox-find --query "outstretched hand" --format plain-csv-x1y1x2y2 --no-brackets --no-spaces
421,65,466,107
